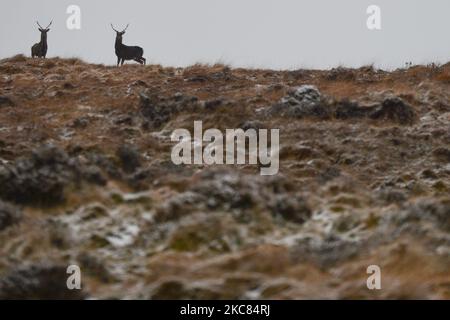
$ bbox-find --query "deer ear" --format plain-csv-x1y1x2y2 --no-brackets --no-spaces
39,28,43,32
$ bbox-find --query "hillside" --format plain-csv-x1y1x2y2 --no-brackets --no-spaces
0,55,449,299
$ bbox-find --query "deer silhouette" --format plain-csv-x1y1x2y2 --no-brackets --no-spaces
31,21,52,58
111,24,146,66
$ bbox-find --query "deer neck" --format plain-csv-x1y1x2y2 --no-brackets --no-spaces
40,33,47,46
115,37,123,49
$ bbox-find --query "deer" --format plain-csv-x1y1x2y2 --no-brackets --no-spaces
111,24,146,66
31,21,52,58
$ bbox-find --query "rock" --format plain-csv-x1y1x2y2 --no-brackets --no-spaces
325,67,356,81
185,75,208,83
63,82,76,90
203,98,224,111
0,263,87,299
77,253,114,283
154,191,205,222
191,170,257,212
334,96,416,125
0,201,22,231
239,120,264,131
129,79,148,88
393,199,450,232
291,85,321,101
151,279,186,299
0,145,106,206
334,99,371,119
432,148,450,163
125,167,158,190
80,165,107,186
139,92,199,128
174,169,300,226
150,278,222,300
432,180,448,193
0,96,14,107
291,235,362,268
269,194,312,224
116,144,141,174
369,96,416,125
72,117,89,128
377,188,407,204
333,213,361,233
268,85,330,119
86,152,121,180
318,167,341,183
168,217,234,252
47,220,73,249
0,145,75,205
139,93,171,128
420,169,438,179
113,114,134,126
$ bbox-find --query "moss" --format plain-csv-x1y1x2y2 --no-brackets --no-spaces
330,205,346,213
364,213,380,230
89,234,110,248
432,181,448,193
110,192,124,204
334,195,362,208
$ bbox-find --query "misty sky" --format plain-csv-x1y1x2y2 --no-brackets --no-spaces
0,0,449,69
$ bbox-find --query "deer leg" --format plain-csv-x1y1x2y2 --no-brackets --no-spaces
121,59,125,66
135,57,145,65
117,57,121,67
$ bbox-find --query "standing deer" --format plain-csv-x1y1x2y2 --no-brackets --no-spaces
111,24,146,66
32,21,52,58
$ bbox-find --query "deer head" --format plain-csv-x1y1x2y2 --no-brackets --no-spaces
111,23,129,43
37,21,52,36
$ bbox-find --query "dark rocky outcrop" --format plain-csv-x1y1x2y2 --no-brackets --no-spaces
335,96,416,125
0,201,22,232
0,96,14,107
0,145,106,206
268,85,331,119
139,92,200,128
0,263,87,300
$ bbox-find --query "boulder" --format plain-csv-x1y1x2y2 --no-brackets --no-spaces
268,85,330,119
0,201,22,232
0,263,87,299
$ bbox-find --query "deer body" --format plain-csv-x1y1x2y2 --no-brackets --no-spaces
112,24,146,66
32,21,52,58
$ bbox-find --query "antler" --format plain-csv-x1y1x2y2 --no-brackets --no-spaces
36,21,52,30
111,23,119,32
111,23,129,33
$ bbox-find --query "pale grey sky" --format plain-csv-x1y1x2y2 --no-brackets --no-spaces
0,0,449,69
